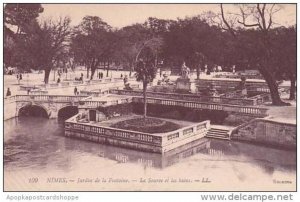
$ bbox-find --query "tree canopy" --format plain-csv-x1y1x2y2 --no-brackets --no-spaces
4,4,296,103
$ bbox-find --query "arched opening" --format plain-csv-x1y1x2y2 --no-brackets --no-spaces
18,105,49,118
58,106,78,120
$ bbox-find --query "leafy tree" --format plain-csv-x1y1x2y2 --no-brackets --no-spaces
70,16,114,79
4,4,70,83
144,17,170,37
4,4,44,69
163,16,224,73
135,47,157,118
4,3,44,34
115,23,151,75
114,19,165,76
32,17,71,83
4,27,16,68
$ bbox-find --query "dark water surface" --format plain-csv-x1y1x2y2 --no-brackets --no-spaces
4,117,296,191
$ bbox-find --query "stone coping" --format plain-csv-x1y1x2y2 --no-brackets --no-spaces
263,117,296,125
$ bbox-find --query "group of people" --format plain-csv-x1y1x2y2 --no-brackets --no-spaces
98,72,104,79
75,73,84,81
57,68,68,77
16,73,23,84
7,69,14,75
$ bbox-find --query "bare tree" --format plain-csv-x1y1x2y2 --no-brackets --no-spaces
39,16,71,83
219,3,289,106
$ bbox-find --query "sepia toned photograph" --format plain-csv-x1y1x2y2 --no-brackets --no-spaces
3,3,296,192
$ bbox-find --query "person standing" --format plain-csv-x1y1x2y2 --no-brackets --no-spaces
16,74,19,84
123,76,128,84
6,88,11,97
74,86,78,95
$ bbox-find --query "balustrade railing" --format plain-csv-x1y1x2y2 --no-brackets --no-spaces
132,97,268,116
13,91,268,116
110,89,258,106
65,115,209,146
15,95,88,102
157,120,210,145
29,90,48,95
65,118,162,145
196,80,271,93
82,97,132,108
80,88,110,97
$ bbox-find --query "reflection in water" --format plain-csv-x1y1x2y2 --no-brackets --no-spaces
4,117,296,191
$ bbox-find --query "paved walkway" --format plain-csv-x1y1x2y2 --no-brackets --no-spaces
265,98,296,124
4,69,137,97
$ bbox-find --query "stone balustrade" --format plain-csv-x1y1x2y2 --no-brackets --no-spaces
132,97,268,117
65,114,209,153
110,89,261,106
29,90,48,95
11,92,269,117
80,89,110,97
80,97,132,108
18,77,134,92
156,121,209,147
15,94,87,103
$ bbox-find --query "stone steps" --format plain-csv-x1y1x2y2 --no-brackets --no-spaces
206,128,230,140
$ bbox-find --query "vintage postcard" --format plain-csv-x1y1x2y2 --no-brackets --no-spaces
3,3,296,192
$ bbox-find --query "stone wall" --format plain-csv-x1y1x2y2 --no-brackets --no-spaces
133,103,228,124
4,99,17,120
231,119,296,149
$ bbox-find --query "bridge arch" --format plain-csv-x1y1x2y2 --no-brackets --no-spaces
57,105,78,120
18,104,49,118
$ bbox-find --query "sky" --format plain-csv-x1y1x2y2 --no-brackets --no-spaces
39,4,296,28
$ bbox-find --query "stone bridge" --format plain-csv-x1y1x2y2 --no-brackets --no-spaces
4,91,269,121
5,95,88,120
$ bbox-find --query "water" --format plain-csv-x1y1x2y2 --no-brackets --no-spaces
4,117,296,191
